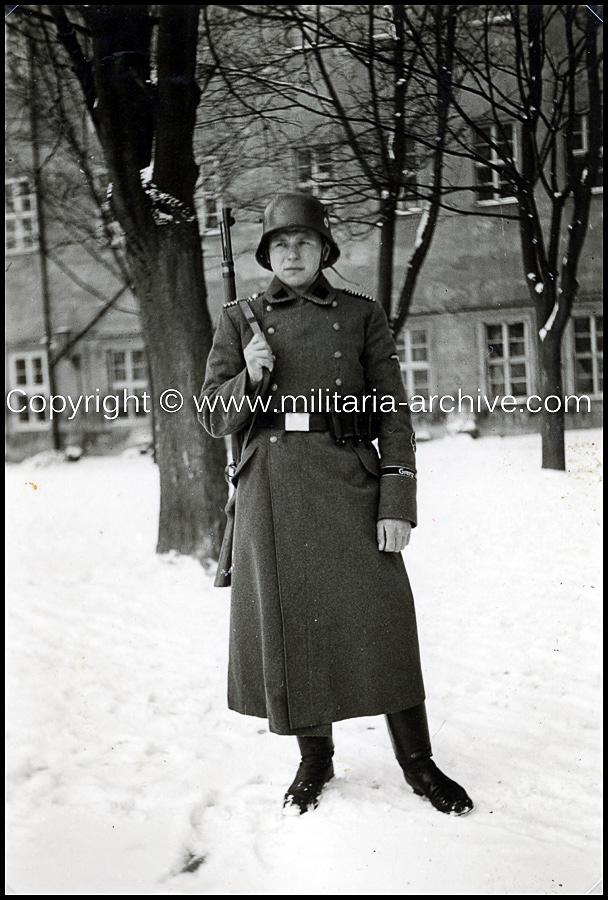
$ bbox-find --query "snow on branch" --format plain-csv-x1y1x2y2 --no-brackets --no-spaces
539,300,559,342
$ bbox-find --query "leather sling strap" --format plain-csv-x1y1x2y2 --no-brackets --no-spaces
233,298,270,463
239,298,264,338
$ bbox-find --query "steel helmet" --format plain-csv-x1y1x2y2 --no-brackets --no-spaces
255,192,340,270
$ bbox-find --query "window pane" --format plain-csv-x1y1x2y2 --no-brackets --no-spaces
316,146,332,177
509,341,526,357
411,330,427,346
131,350,147,380
112,351,126,380
486,324,502,342
511,380,528,396
15,359,27,385
411,347,427,362
413,370,428,388
574,372,594,393
472,133,491,156
296,149,312,182
575,336,592,355
574,317,591,335
488,364,506,394
474,164,493,183
32,357,44,384
394,337,406,365
30,395,45,414
134,391,149,417
496,125,514,161
511,363,527,380
508,322,524,339
574,357,594,390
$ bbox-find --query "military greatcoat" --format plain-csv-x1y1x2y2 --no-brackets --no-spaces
199,273,426,735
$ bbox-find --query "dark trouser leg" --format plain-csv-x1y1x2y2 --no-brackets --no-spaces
283,735,335,814
386,702,474,817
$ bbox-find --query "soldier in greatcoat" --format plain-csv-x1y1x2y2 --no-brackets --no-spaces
199,193,473,816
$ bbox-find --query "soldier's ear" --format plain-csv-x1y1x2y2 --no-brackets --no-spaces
321,240,330,262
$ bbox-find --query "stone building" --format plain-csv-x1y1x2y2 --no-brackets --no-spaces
5,15,603,460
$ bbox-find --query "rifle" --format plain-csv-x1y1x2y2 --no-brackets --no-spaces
214,208,268,588
220,207,237,303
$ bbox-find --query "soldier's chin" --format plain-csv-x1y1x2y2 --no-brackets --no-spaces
279,271,312,289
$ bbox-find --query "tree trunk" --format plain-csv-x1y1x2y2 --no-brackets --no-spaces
129,222,228,561
377,200,397,316
536,326,566,471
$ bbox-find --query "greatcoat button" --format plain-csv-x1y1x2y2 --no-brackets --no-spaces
334,351,342,359
335,378,343,387
271,384,278,391
267,327,275,335
269,436,278,443
333,322,340,331
332,300,338,307
266,305,273,312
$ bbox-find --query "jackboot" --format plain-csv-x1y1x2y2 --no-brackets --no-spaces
386,704,474,817
283,736,335,814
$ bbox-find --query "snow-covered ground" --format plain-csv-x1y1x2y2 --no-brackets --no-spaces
6,430,602,895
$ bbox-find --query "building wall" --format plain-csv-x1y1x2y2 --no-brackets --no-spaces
6,39,603,459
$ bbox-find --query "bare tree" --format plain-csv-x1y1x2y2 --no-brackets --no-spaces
417,4,603,469
201,4,460,323
10,5,228,560
6,17,135,370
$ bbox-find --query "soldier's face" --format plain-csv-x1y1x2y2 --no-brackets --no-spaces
268,228,324,291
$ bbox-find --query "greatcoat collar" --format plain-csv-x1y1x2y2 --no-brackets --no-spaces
265,273,338,306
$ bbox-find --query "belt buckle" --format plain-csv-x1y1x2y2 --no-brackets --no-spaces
284,412,310,431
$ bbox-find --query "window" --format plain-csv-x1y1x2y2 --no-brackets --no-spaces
572,314,603,395
472,122,517,203
397,138,422,213
571,114,603,192
6,178,38,253
8,351,49,430
198,156,221,231
484,322,530,397
396,327,430,401
295,145,333,199
107,347,150,420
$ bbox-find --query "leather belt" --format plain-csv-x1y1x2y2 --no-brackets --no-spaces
255,412,329,431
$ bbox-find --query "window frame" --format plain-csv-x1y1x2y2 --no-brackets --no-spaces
472,121,519,206
106,345,150,423
481,318,533,400
571,113,603,194
5,177,38,255
198,156,222,233
395,325,432,401
7,350,50,431
396,138,424,215
294,144,333,199
565,311,603,398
